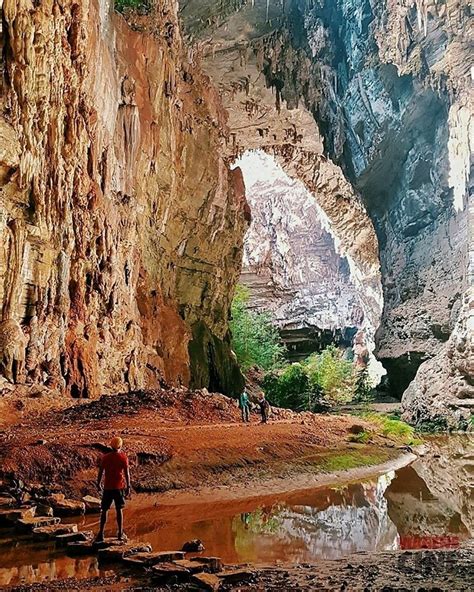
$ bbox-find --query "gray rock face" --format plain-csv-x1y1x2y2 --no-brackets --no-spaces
181,0,472,426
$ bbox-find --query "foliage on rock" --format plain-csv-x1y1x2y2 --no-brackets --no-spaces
230,285,286,372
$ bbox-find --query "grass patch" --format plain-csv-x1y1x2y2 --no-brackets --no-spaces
320,451,388,472
360,412,422,446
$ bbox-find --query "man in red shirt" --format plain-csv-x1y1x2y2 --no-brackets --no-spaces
96,436,131,542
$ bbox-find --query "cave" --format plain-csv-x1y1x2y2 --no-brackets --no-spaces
0,0,471,430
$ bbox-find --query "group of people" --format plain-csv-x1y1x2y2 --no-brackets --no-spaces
239,389,270,424
95,389,271,541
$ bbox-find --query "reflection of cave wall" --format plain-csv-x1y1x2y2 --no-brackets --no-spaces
385,436,473,540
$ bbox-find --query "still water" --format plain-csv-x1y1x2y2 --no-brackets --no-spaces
0,436,471,587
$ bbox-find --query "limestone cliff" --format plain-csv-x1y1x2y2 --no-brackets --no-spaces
0,0,248,400
180,0,472,426
238,151,369,362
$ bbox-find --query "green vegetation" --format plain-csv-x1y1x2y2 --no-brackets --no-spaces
262,346,372,411
230,285,286,372
359,412,422,446
115,0,148,13
319,451,388,472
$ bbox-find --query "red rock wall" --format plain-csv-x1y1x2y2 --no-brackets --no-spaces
0,0,248,398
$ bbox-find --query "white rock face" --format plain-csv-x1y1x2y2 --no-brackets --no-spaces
237,151,385,381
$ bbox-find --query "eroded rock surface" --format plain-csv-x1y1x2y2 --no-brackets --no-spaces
0,0,248,400
181,0,472,425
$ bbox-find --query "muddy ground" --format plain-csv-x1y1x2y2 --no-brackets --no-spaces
0,388,407,499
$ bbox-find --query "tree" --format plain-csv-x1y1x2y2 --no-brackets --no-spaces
230,285,286,372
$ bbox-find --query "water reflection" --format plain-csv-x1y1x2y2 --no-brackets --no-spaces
0,436,471,586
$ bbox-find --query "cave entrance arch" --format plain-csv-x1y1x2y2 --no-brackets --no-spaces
233,149,385,382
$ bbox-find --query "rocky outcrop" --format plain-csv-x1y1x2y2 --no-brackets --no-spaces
0,0,248,399
181,0,472,425
238,151,368,362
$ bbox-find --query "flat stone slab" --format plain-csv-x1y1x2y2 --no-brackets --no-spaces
0,495,16,507
190,556,223,573
191,572,221,591
51,499,86,516
66,541,96,556
98,542,152,561
33,523,78,540
93,537,130,550
173,559,210,574
150,562,190,582
16,516,60,531
0,507,36,526
219,569,254,585
82,495,101,512
56,530,93,546
130,551,185,565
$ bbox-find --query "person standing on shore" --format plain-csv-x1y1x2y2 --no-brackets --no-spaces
96,436,131,543
239,389,250,423
258,392,270,424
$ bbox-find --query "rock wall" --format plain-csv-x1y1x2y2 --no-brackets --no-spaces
0,0,248,399
180,0,472,426
237,151,366,361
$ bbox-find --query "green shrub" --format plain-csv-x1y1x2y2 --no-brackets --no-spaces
115,0,148,13
262,364,309,410
361,412,421,445
305,346,355,406
230,285,286,372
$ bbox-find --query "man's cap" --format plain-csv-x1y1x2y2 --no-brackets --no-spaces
110,436,123,450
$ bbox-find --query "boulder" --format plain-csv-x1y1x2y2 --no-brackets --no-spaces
190,557,223,573
191,572,221,591
16,516,61,531
51,498,86,516
82,495,101,513
33,523,78,540
182,538,205,552
56,530,93,546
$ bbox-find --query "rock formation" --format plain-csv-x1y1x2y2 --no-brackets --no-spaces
238,150,373,365
180,0,472,426
0,0,248,399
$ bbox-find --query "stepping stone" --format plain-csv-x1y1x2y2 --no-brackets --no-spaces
130,550,185,566
0,495,15,507
56,530,93,546
173,559,210,574
82,495,101,513
98,542,152,561
150,562,190,582
191,572,221,591
182,538,204,552
219,569,254,585
35,503,54,517
0,506,36,526
15,516,60,531
190,557,223,573
66,541,97,556
51,498,86,516
33,523,78,541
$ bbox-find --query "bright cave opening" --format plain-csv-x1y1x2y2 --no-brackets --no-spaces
232,150,386,392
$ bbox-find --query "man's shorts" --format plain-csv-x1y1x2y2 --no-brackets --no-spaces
101,489,126,511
